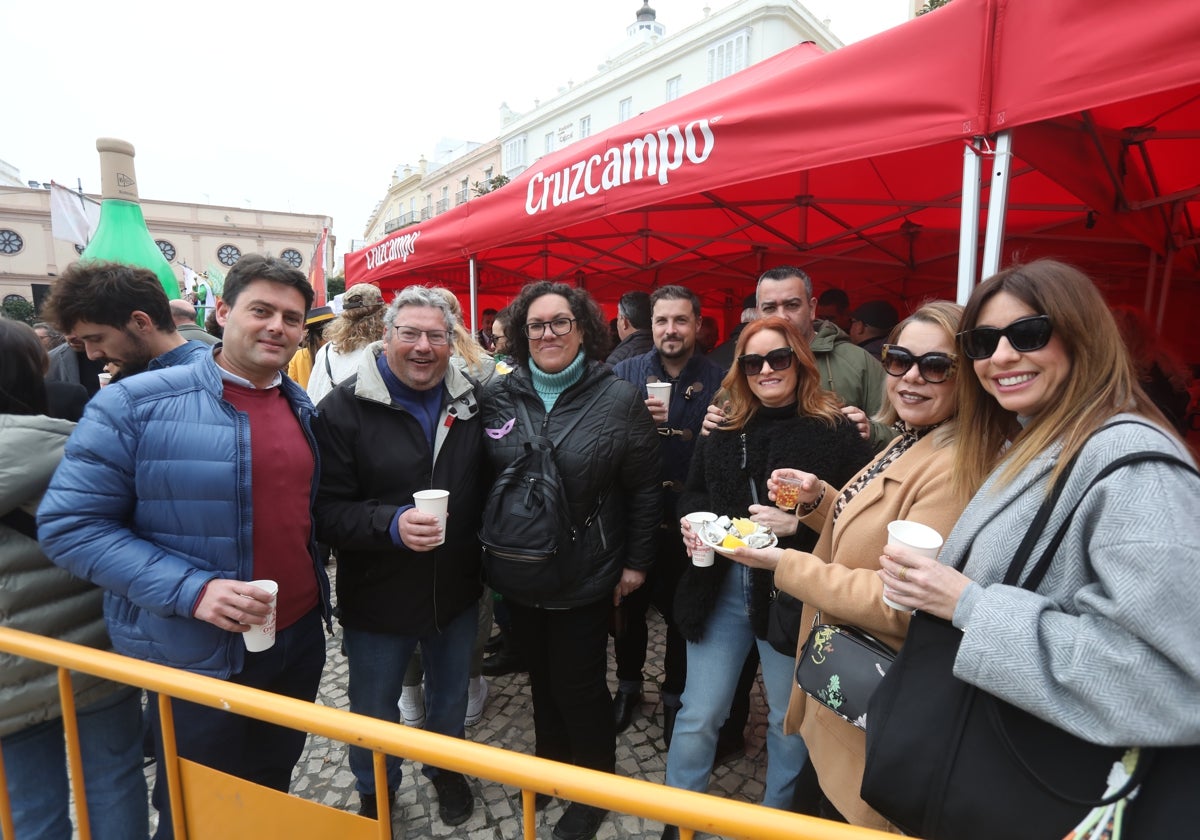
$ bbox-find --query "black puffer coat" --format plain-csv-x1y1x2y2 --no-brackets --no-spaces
480,361,662,608
313,347,486,636
675,404,873,641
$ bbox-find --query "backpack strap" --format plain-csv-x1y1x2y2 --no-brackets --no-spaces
1016,450,1199,592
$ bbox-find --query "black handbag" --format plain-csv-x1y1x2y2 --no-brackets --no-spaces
795,616,896,731
766,590,805,656
861,448,1200,839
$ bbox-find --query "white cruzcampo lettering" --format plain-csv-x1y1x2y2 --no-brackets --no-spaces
364,230,421,269
523,117,717,216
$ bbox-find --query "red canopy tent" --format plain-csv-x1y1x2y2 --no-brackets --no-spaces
978,0,1200,356
346,0,994,325
346,0,1200,355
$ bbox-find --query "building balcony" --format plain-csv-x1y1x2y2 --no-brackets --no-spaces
436,198,450,214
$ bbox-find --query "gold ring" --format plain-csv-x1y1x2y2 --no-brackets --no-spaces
898,567,908,581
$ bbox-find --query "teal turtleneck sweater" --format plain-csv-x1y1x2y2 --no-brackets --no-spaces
529,350,586,412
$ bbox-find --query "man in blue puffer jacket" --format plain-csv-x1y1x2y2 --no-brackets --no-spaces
38,254,332,839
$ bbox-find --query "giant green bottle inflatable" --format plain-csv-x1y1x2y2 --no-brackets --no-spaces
80,138,180,302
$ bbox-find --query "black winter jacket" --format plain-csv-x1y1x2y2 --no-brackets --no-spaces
312,346,486,636
675,404,873,641
480,361,662,608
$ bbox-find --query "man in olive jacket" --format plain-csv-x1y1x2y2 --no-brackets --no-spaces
311,285,484,828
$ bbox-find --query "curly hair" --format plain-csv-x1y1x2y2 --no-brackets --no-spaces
720,316,843,430
503,281,609,369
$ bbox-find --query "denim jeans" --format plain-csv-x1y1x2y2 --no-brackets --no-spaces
1,685,148,840
665,564,808,808
343,602,477,794
147,607,326,840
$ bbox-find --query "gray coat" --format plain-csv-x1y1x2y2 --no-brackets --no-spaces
0,415,115,737
943,414,1200,746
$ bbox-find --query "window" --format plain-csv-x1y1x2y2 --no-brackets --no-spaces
544,132,555,154
666,75,682,101
280,248,303,268
503,135,528,175
0,229,24,255
457,178,470,205
484,166,494,182
579,115,591,139
707,29,750,82
619,97,633,121
155,239,176,262
217,244,241,267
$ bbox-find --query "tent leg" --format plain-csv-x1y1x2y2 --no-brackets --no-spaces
1143,250,1158,314
1155,245,1176,334
469,258,478,336
980,130,1013,280
957,138,984,304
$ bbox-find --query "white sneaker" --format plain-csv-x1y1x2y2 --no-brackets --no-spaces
465,675,488,727
398,683,425,727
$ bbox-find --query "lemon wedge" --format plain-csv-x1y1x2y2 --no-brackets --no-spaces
732,517,757,537
721,534,746,549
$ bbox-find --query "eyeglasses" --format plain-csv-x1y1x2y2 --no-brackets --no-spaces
737,347,794,375
392,325,450,346
957,315,1053,360
524,317,576,340
881,345,957,384
758,298,808,316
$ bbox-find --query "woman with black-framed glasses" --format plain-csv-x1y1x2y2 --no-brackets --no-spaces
479,281,661,840
663,316,871,829
874,261,1200,836
724,300,971,830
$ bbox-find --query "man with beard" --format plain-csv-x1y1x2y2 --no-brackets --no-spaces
41,261,211,383
611,286,725,745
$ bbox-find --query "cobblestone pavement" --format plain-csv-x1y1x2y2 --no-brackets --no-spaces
288,568,772,840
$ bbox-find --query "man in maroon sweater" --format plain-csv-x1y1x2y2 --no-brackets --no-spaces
40,254,331,839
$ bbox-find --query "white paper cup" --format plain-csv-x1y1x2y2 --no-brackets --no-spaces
413,489,450,546
685,511,718,567
242,579,278,652
883,520,944,610
646,381,672,407
97,372,112,388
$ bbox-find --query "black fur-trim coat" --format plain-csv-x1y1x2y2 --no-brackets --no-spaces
675,405,873,642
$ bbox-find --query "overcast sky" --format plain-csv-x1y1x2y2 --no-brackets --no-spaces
2,0,908,268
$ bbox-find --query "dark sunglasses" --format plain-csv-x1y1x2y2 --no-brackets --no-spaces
957,315,1053,360
881,345,957,383
737,347,794,375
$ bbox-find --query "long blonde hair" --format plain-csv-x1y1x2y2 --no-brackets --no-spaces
326,304,386,353
953,260,1176,499
720,317,844,430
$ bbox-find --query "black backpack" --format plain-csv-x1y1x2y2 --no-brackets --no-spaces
480,381,613,601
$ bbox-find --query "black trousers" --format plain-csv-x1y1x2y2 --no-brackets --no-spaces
509,596,616,774
613,526,688,698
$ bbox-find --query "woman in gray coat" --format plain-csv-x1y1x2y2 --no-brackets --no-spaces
879,261,1200,835
0,319,148,839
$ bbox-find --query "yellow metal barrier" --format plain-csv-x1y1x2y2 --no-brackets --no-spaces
0,627,892,839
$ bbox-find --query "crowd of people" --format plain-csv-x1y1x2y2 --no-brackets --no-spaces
1,254,1198,840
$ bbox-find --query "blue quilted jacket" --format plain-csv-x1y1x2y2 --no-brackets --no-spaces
37,355,331,678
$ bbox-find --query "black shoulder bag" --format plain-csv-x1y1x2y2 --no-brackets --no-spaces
861,449,1200,840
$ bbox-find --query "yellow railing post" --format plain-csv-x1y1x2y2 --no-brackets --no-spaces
55,668,91,840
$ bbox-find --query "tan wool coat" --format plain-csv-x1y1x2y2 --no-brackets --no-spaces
774,432,966,831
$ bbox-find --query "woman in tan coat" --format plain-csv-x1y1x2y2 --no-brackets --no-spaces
728,300,973,830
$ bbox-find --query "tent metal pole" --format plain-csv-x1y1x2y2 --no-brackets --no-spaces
957,138,984,304
981,130,1013,280
469,257,479,336
1143,250,1158,313
1155,243,1176,334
